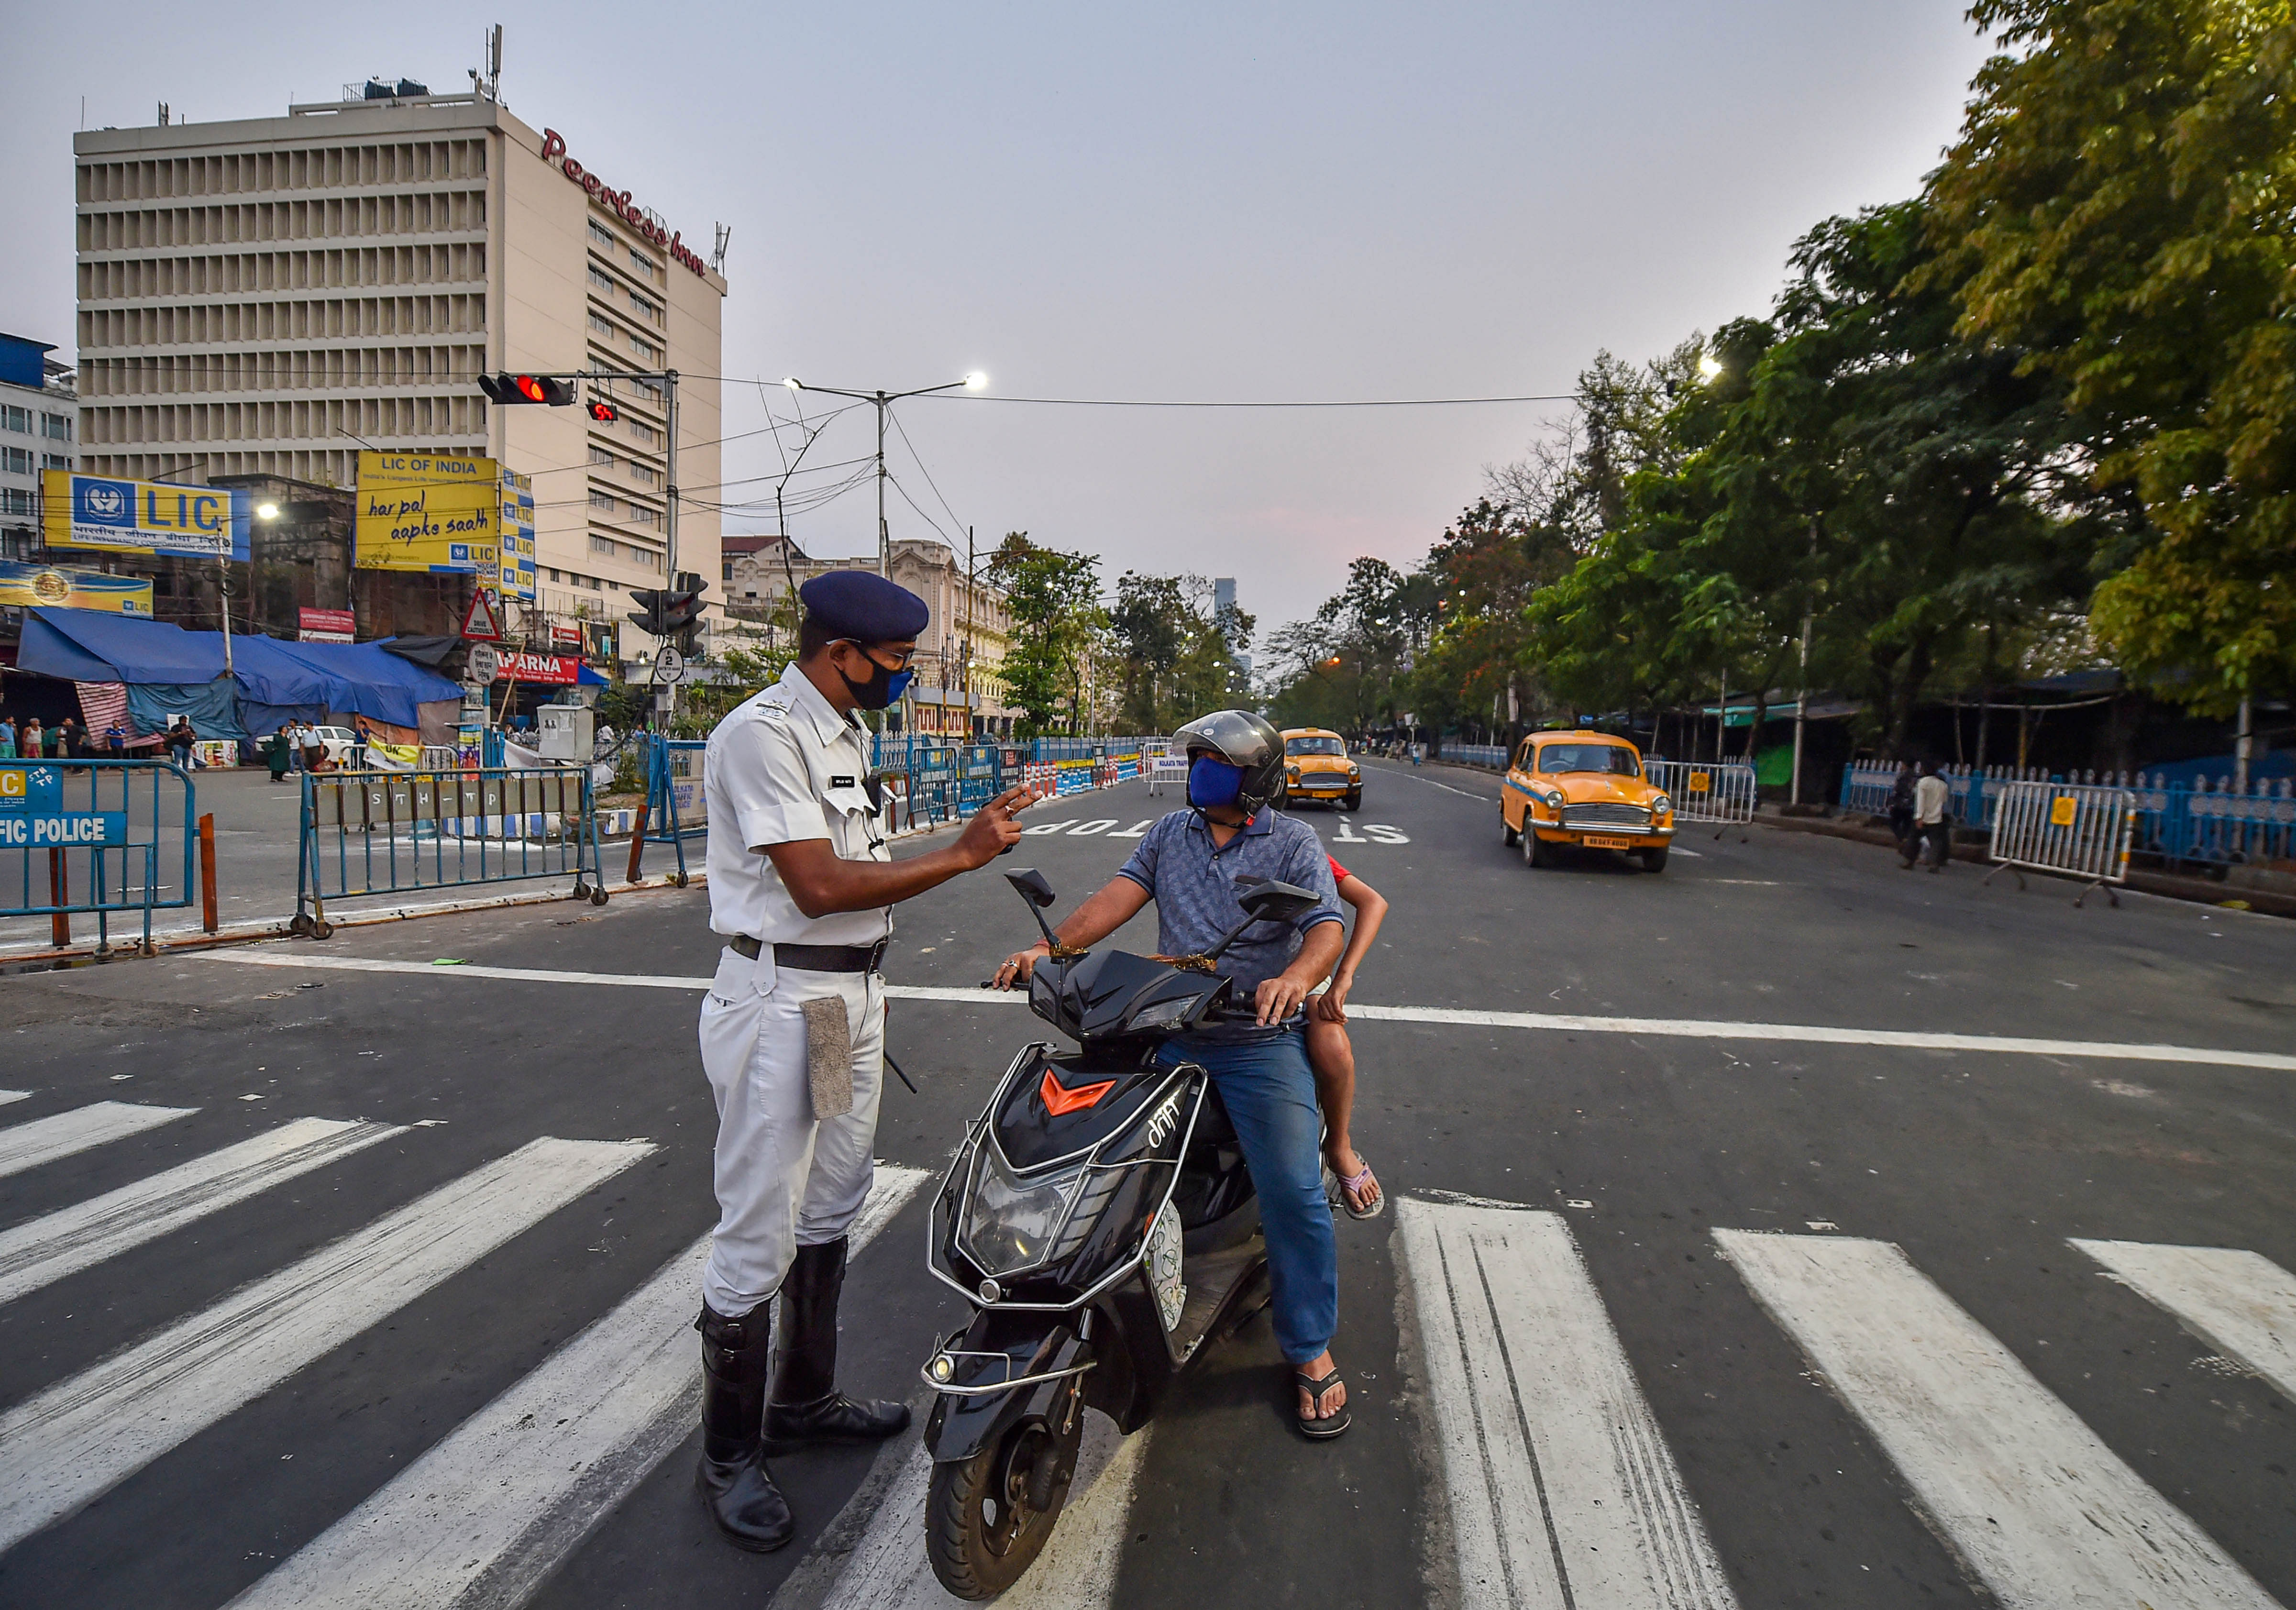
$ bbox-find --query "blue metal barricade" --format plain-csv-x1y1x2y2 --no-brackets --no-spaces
958,744,1004,814
638,737,709,885
293,766,604,938
906,745,961,827
2,758,198,956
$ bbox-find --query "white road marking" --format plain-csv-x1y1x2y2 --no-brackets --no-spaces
0,1100,198,1181
1380,767,1495,801
1109,820,1154,838
0,1136,653,1553
0,1091,30,1107
2071,1239,2296,1404
824,1414,1151,1610
1715,1230,2279,1610
232,1164,927,1610
1397,1198,1737,1609
199,952,2296,1072
1022,819,1078,835
0,1117,405,1305
1066,820,1116,836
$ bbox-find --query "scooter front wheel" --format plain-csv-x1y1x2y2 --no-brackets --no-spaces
925,1411,1082,1599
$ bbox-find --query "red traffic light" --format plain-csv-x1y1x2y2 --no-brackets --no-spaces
587,399,619,423
515,374,548,403
478,373,578,406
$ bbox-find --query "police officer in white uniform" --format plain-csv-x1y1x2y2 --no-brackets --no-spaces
695,570,1039,1551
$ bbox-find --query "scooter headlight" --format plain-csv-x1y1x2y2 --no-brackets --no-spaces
1125,993,1198,1033
960,1141,1086,1279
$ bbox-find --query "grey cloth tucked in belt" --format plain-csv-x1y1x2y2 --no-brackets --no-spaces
729,936,888,973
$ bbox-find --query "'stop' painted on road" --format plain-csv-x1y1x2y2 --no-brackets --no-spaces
200,951,2296,1074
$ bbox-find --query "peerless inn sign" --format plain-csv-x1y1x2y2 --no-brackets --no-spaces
539,130,711,279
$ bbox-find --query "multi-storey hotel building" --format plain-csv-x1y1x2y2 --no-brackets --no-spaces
70,86,725,647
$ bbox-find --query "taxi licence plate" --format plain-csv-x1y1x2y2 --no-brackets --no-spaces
1579,834,1633,850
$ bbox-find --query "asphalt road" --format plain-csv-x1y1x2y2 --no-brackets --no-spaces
1,757,2292,1609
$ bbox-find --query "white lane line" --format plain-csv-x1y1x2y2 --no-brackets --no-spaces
0,1136,653,1554
197,952,2296,1073
231,1164,930,1610
0,1091,30,1107
823,1416,1152,1610
1381,766,1495,801
1396,1198,1737,1609
1714,1231,2279,1610
2071,1239,2296,1404
0,1117,406,1305
0,1100,198,1181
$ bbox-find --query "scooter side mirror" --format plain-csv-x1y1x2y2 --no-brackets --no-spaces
1006,868,1057,908
1233,876,1319,926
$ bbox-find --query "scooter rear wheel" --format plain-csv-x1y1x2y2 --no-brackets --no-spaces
925,1410,1082,1599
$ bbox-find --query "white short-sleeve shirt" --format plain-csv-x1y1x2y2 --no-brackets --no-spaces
703,662,893,945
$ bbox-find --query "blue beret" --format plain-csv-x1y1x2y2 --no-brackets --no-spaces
799,570,929,642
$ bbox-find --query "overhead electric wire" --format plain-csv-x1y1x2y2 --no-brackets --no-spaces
888,409,970,540
911,390,1577,409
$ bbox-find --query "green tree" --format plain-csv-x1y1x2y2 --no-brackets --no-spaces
986,532,1105,735
1926,0,2296,714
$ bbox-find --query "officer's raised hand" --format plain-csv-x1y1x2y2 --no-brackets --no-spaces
955,784,1043,868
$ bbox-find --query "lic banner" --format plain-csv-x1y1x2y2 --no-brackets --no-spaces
40,471,250,561
0,763,128,849
0,559,154,616
354,451,501,574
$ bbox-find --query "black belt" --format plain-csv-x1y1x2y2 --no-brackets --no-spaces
730,936,887,973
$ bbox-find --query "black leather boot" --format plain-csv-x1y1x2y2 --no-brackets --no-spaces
695,1302,795,1551
761,1238,911,1455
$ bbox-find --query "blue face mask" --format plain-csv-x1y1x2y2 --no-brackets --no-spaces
1188,755,1244,809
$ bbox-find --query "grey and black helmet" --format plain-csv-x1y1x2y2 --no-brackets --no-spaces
1173,709,1288,815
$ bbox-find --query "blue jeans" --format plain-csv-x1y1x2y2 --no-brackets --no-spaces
1157,1031,1336,1365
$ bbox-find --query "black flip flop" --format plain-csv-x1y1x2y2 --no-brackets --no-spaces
1295,1367,1351,1440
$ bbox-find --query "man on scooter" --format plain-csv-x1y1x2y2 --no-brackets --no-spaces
992,709,1353,1438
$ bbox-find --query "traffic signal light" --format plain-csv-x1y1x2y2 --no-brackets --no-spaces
659,573,709,656
477,373,578,406
586,398,619,423
626,588,670,638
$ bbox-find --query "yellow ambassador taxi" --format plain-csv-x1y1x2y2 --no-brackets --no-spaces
1280,728,1362,811
1500,729,1674,871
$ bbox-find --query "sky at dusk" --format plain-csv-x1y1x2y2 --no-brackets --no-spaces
1,2,1998,640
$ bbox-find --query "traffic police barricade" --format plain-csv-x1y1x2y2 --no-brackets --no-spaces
292,764,606,939
957,743,1004,814
1145,741,1188,796
632,737,708,886
1983,778,2137,907
1645,759,1757,835
904,744,962,828
2,758,198,958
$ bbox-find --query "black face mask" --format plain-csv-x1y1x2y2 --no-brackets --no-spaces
835,645,916,711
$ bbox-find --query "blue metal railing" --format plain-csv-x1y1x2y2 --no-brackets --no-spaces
1839,763,2296,871
2,758,198,956
293,766,605,937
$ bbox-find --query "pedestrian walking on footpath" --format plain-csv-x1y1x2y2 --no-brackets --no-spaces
692,570,1042,1553
19,718,41,761
1904,760,1953,871
264,728,292,783
0,715,16,760
1886,759,1917,857
54,717,80,761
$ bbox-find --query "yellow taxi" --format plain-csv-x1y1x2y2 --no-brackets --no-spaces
1501,729,1675,871
1280,727,1361,811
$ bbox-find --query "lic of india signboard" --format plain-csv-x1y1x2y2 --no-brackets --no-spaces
354,452,501,575
0,765,128,849
40,471,250,561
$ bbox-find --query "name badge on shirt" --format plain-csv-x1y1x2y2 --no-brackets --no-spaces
831,775,856,788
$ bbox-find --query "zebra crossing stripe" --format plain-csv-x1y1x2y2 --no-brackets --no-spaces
0,1117,406,1306
1714,1231,2280,1610
0,1100,197,1182
0,1136,653,1554
1395,1198,1737,1609
229,1164,930,1610
2071,1239,2296,1405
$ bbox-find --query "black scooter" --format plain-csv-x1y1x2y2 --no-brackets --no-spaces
918,868,1321,1599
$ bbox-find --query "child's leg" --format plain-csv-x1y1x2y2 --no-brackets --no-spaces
1305,1016,1377,1208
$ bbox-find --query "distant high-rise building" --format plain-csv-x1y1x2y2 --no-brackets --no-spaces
70,83,725,645
1213,575,1251,683
0,333,77,560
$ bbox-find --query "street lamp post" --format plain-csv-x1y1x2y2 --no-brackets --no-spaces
784,373,986,577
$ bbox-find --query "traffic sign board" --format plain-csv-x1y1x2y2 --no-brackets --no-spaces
461,590,505,642
466,642,501,685
652,647,685,684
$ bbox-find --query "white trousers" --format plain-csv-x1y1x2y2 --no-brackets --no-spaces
696,946,884,1318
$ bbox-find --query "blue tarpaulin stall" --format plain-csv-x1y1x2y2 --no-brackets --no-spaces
16,607,464,738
